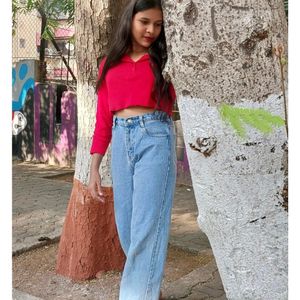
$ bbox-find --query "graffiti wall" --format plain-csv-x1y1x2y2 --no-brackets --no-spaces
12,60,36,112
12,60,38,159
12,59,77,166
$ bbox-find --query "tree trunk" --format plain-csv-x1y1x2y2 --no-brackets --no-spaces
56,0,128,280
38,8,47,82
163,0,288,299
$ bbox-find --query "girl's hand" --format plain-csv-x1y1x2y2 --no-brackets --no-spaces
87,171,105,203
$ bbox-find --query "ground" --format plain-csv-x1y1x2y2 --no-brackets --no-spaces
13,242,214,299
13,163,227,299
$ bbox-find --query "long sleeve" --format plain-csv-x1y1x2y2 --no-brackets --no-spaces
90,58,113,155
164,81,177,117
169,81,176,104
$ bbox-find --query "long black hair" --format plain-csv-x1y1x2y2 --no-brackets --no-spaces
95,0,173,109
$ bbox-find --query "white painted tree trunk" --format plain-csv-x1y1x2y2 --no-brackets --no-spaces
74,82,112,186
163,1,288,299
56,0,129,280
74,0,121,185
74,0,129,184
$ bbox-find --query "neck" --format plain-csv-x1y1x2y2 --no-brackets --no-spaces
129,43,148,55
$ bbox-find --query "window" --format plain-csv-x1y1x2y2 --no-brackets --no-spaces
19,38,26,48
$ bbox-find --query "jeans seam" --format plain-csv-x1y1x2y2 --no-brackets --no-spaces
144,134,171,299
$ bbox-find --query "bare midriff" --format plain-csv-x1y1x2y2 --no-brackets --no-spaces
114,106,156,118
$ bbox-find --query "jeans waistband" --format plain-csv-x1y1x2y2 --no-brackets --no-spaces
112,110,172,127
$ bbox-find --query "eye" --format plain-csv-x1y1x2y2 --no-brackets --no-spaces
140,20,148,25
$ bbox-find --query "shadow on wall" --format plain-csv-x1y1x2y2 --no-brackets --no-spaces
12,60,77,167
34,84,77,167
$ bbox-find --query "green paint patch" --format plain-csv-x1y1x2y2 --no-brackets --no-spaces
219,104,285,138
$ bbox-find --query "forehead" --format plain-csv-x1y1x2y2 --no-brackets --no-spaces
134,8,163,21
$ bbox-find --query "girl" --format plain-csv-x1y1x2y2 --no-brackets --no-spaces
88,0,177,299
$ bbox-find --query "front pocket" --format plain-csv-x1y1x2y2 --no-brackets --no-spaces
142,120,170,137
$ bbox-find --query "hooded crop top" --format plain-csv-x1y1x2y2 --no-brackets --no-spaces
90,52,177,155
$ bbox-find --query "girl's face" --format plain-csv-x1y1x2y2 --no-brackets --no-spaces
131,7,163,52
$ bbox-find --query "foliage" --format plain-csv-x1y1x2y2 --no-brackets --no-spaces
284,0,288,17
12,0,74,38
219,103,285,138
12,0,18,35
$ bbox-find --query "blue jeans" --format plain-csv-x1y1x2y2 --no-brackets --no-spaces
111,110,177,300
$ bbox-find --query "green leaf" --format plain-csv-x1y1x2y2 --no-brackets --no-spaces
12,0,74,31
218,104,285,138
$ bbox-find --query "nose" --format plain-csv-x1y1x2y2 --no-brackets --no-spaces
146,24,155,34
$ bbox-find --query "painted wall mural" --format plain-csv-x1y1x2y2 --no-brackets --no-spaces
12,111,27,136
12,60,36,112
12,60,78,166
12,60,37,141
12,60,37,159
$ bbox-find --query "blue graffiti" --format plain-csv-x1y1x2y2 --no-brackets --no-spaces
19,64,28,80
12,62,34,111
12,68,16,86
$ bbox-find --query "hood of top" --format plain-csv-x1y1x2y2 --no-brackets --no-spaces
121,53,150,63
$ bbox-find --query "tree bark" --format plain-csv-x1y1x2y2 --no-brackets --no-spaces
163,0,288,299
56,0,128,280
38,8,47,82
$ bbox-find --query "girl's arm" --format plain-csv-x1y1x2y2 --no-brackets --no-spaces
88,57,112,203
88,153,105,203
90,57,113,156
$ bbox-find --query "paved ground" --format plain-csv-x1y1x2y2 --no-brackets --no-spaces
12,162,74,255
12,162,227,300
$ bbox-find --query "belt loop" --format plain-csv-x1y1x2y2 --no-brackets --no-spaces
139,116,145,128
112,116,116,128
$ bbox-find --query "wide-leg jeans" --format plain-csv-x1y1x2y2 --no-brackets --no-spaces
111,110,177,300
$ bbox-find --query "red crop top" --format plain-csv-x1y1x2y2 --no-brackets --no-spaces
90,53,177,155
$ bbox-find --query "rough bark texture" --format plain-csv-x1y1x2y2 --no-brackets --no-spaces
163,1,288,299
56,179,125,280
163,0,287,104
56,0,129,280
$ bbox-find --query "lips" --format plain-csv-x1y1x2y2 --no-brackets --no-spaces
143,36,154,42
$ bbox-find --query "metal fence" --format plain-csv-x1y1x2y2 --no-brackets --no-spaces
12,10,77,88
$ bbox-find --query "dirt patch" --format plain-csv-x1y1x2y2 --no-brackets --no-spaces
13,242,213,299
43,172,75,183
